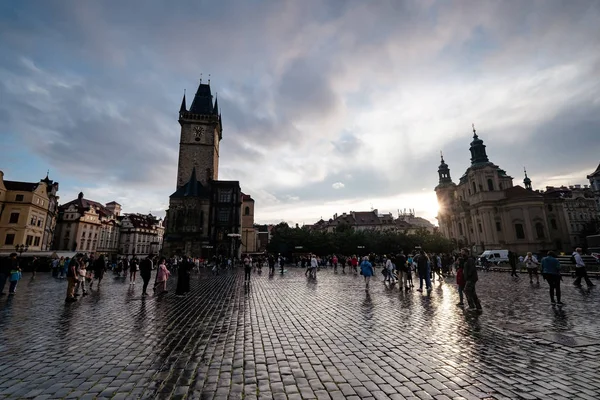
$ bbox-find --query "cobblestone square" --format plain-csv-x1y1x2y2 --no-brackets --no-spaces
1,268,599,399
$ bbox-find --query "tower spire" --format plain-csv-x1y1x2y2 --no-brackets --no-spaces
179,89,187,113
213,93,219,115
469,124,489,165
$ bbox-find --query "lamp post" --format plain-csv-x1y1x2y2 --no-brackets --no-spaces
15,244,29,258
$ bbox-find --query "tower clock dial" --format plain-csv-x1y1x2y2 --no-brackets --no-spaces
193,126,205,141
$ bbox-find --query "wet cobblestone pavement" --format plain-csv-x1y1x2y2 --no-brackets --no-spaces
1,268,599,400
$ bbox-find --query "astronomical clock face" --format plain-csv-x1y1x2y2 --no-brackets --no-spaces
193,125,205,141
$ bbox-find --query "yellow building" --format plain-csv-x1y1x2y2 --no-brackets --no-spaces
241,193,258,254
0,171,59,253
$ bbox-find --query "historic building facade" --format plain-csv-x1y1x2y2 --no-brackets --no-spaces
54,192,121,254
241,193,258,254
436,126,571,254
119,213,164,258
163,81,254,258
0,171,60,253
544,185,600,249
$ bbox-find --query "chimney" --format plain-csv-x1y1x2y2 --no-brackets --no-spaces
575,184,581,189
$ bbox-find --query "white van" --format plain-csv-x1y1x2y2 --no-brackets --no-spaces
478,250,509,266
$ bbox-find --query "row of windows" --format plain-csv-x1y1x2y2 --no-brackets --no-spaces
4,234,41,247
458,220,551,240
7,212,45,227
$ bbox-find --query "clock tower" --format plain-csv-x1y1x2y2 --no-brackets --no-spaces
176,82,222,188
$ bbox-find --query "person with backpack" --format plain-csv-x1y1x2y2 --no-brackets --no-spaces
139,254,153,296
396,252,410,291
572,248,595,288
524,252,540,284
415,250,431,292
541,251,563,305
360,256,374,290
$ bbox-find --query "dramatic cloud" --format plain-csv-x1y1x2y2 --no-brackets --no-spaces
1,0,599,225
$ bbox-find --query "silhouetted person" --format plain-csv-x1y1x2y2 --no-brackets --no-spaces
139,254,153,296
176,257,192,296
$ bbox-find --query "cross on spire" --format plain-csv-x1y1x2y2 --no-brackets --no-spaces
472,123,478,138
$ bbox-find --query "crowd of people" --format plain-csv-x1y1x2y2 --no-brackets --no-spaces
1,246,596,309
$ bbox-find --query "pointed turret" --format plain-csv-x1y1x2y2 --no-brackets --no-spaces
523,167,532,190
213,95,219,115
469,124,490,165
179,92,187,113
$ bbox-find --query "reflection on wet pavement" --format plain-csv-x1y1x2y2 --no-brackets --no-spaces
1,268,599,399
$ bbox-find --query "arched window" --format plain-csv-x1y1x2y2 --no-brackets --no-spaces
487,179,494,191
535,222,545,239
499,183,503,190
458,223,464,236
244,206,250,216
472,182,477,194
515,223,525,239
550,219,557,230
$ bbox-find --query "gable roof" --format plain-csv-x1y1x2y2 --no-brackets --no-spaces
59,195,112,218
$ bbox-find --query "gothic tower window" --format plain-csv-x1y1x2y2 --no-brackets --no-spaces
244,206,250,216
472,182,476,194
458,223,464,236
487,179,494,191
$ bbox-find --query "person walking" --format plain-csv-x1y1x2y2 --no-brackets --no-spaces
65,254,82,302
92,254,106,289
396,252,410,291
268,254,276,275
456,261,465,306
360,256,374,290
572,247,595,288
8,254,22,295
541,251,563,305
508,251,519,278
416,251,431,292
524,252,540,284
129,257,138,285
139,254,153,296
75,255,88,297
243,254,252,283
175,257,192,296
310,254,319,278
384,255,395,284
154,258,170,294
462,248,482,311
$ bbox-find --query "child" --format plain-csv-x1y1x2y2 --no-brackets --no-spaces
456,261,465,306
154,258,170,294
8,260,22,295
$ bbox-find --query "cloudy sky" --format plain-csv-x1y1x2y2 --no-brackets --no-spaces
1,0,599,226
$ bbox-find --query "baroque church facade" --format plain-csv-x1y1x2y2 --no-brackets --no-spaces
435,126,571,255
163,81,256,258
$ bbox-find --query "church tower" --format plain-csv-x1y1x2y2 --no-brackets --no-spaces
176,81,222,188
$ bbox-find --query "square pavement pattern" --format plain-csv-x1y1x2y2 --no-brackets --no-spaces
1,267,599,399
